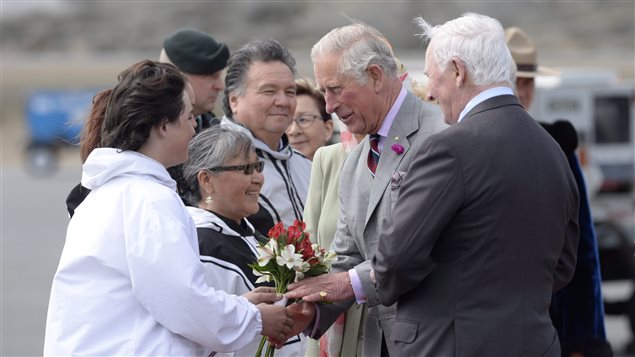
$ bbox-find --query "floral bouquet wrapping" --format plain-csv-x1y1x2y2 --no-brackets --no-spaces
249,220,336,357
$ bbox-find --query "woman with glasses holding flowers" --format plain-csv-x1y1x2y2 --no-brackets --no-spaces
286,78,334,160
182,126,307,356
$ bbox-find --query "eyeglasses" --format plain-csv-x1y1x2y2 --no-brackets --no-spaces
291,114,321,129
208,160,264,175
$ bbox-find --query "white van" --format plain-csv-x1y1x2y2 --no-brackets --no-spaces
531,71,634,194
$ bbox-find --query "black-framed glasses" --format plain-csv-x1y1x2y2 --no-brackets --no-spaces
208,160,264,175
291,114,320,128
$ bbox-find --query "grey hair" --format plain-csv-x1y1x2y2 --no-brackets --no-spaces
311,22,398,85
222,39,297,118
415,13,513,87
181,126,255,205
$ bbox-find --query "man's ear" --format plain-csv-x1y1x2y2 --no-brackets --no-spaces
451,58,466,87
229,93,240,115
367,64,384,92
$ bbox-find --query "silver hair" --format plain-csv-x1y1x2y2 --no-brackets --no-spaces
415,13,513,87
222,39,297,118
311,22,398,85
181,126,255,205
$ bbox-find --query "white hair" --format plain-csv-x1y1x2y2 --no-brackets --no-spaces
416,13,513,87
311,22,398,85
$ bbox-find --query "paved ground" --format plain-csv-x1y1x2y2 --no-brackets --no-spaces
1,155,633,355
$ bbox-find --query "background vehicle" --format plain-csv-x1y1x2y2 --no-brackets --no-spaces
531,70,634,199
24,89,96,176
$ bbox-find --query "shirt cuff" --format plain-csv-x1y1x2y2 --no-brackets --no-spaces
348,269,367,304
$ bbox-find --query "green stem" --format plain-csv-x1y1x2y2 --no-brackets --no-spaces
265,343,276,357
255,336,267,357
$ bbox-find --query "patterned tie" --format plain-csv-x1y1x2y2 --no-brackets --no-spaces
367,134,381,176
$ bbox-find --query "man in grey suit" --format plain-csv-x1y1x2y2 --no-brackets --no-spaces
285,23,446,355
368,13,579,356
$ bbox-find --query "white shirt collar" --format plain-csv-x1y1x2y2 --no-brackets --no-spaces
458,87,514,123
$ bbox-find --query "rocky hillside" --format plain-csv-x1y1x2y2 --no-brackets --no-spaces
2,1,633,76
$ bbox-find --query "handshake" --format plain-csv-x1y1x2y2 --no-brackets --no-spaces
244,271,356,346
243,286,315,347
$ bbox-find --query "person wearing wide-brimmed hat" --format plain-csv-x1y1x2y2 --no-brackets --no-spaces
505,26,559,109
506,26,613,357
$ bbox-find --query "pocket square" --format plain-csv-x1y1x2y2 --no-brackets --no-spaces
391,170,407,189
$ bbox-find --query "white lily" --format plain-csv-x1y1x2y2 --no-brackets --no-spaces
276,244,303,269
255,275,272,284
320,251,337,270
252,269,272,284
256,239,278,267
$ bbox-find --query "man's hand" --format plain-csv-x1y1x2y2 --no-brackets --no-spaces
287,301,315,335
285,272,354,302
257,303,293,344
242,286,282,304
269,301,317,348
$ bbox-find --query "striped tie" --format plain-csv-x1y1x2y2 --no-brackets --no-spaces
367,134,381,176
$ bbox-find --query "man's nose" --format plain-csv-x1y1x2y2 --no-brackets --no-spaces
274,92,292,106
324,92,338,114
426,90,435,103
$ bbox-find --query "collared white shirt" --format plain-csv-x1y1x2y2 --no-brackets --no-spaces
458,87,514,123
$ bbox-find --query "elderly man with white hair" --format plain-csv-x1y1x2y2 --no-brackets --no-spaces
370,13,580,356
288,13,580,357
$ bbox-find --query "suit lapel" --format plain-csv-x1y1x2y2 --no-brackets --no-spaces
365,92,421,225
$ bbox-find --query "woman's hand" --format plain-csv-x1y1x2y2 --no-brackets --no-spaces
242,286,283,305
258,303,293,345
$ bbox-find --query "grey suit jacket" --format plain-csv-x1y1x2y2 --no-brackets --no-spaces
316,91,446,355
372,95,580,356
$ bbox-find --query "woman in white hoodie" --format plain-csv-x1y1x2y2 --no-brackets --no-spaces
44,60,293,356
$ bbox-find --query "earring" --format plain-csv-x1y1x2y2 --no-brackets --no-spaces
205,193,213,204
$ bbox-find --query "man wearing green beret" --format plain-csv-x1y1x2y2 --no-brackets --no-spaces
160,28,230,201
160,28,229,130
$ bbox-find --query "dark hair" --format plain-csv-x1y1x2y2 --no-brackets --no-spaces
181,126,255,205
295,77,330,122
79,89,111,163
100,60,187,151
222,39,297,118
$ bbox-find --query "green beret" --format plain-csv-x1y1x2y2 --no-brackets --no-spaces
163,28,229,75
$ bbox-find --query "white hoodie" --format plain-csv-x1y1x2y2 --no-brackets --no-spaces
44,148,262,356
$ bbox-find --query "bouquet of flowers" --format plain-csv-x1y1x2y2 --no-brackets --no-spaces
249,220,336,357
